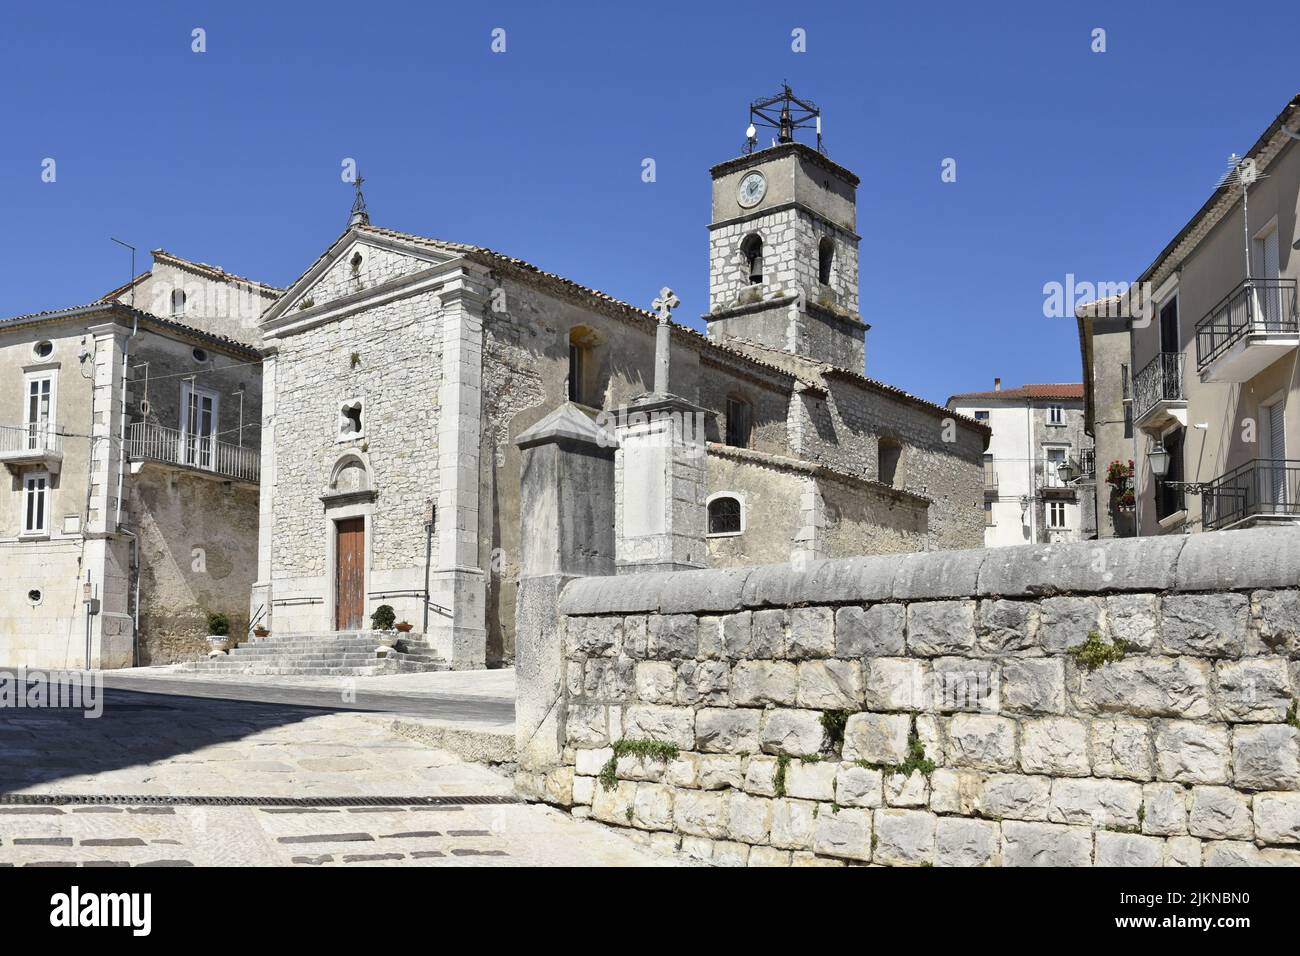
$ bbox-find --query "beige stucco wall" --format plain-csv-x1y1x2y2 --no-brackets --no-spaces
0,320,95,666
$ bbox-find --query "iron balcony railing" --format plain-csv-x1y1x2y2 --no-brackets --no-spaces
127,422,260,482
0,422,63,455
983,465,998,492
1132,352,1185,423
1195,278,1298,371
1201,458,1300,531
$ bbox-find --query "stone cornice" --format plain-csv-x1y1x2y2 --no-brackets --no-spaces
709,141,861,188
707,200,861,241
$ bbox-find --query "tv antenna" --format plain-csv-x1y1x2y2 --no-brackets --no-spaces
110,237,137,308
1216,153,1268,278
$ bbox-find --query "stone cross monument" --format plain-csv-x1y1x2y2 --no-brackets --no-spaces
651,287,679,395
608,285,707,574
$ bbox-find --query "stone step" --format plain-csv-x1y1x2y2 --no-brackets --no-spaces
229,650,387,658
237,642,390,650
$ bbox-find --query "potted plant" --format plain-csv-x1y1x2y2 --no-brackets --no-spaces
206,612,231,654
395,620,413,634
253,625,269,638
370,604,396,632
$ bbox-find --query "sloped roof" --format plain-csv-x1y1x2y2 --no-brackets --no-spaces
0,301,261,358
149,249,283,296
948,383,1084,403
268,221,986,432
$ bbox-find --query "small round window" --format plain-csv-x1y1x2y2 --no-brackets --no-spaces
27,588,42,606
193,347,209,363
33,340,53,359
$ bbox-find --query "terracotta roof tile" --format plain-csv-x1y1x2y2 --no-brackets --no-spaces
948,383,1084,402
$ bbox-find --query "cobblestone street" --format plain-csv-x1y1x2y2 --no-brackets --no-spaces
0,674,665,867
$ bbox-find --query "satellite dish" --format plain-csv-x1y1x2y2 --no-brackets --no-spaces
745,124,756,140
140,398,151,416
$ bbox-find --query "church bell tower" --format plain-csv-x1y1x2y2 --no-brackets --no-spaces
706,86,867,371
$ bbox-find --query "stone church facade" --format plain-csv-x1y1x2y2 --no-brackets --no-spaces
253,134,988,669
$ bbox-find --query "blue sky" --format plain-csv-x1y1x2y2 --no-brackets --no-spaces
1,1,1297,407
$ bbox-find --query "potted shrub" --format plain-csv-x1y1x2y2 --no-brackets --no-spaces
206,612,231,654
370,604,396,632
395,620,413,633
253,625,269,638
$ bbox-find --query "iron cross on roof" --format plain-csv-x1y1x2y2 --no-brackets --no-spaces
348,172,370,227
652,287,679,324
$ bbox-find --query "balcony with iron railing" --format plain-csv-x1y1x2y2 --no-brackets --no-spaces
983,465,998,495
1131,352,1186,432
1195,278,1298,382
127,422,260,483
0,423,64,474
1201,458,1300,531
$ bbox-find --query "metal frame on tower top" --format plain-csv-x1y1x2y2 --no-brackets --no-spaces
745,83,825,155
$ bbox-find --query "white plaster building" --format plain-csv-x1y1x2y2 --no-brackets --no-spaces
948,382,1094,546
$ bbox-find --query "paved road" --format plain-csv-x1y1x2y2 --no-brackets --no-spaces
0,671,664,867
101,672,515,725
0,666,515,728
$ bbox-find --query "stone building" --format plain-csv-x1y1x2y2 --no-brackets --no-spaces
0,250,273,668
948,382,1095,546
252,92,988,669
1078,94,1300,536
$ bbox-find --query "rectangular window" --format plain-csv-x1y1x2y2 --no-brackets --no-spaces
1047,500,1067,529
973,410,989,422
1156,427,1186,520
24,372,56,448
1047,405,1064,426
725,397,753,448
568,344,584,403
181,383,219,469
1159,296,1180,353
23,472,48,535
984,500,995,527
1044,446,1066,487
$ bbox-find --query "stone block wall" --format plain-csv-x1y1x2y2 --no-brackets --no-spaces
527,529,1300,866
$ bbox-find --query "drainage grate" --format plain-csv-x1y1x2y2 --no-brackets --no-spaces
0,794,521,808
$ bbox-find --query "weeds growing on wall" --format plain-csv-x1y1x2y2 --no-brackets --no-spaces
1069,631,1134,671
598,738,681,791
774,754,791,797
820,709,852,751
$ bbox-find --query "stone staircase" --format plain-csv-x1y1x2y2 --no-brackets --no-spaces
180,632,448,677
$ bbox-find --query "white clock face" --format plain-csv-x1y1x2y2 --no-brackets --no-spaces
737,171,767,208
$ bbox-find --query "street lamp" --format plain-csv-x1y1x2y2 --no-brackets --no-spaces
1056,459,1082,484
1148,439,1211,494
1148,441,1170,479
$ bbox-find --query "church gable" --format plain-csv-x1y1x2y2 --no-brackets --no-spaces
305,241,431,306
268,229,457,323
